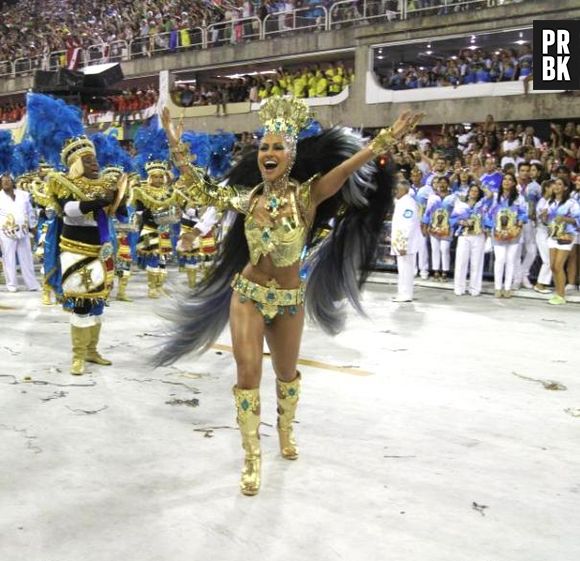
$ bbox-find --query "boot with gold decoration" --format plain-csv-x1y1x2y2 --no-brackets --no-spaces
276,372,301,460
147,270,160,299
116,272,132,302
233,386,261,496
70,324,92,375
86,319,112,366
41,281,53,305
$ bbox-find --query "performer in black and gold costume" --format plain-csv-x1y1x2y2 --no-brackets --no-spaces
130,161,179,298
30,163,60,305
46,136,121,375
157,99,421,495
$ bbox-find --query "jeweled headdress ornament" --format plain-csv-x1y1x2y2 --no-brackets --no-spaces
61,135,96,168
258,97,310,144
145,161,169,175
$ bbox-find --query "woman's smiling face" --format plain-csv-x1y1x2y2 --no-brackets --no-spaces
258,133,291,183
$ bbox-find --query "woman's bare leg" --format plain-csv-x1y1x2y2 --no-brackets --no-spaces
229,295,265,389
551,249,570,298
265,306,305,381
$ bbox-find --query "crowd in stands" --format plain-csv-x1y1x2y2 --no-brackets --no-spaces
379,43,533,90
0,87,158,124
375,115,580,299
0,0,526,74
0,101,25,124
171,62,353,109
0,0,229,69
387,116,579,183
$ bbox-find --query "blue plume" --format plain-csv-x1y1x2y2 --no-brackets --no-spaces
26,93,84,169
91,133,117,169
0,131,15,175
134,116,169,178
181,131,211,169
91,133,134,173
208,131,236,178
11,138,41,176
298,119,323,140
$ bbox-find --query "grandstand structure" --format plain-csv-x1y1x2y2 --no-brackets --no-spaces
1,0,579,132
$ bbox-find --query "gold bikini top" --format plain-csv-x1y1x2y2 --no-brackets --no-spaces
244,178,315,268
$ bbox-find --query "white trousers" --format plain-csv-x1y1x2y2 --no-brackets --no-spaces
416,233,430,275
396,253,416,300
454,234,486,295
493,243,519,291
535,227,552,285
0,234,40,291
429,236,451,272
516,221,537,282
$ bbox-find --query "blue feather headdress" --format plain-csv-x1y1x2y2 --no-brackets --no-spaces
25,93,87,170
91,133,134,173
133,116,170,178
11,138,41,177
208,130,236,178
181,130,211,170
0,131,15,175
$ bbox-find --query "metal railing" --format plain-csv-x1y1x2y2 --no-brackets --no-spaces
329,0,403,29
406,0,487,18
207,17,261,47
263,6,327,38
0,0,526,81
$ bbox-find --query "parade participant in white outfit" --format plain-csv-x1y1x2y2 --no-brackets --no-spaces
450,184,491,297
0,173,41,293
391,180,422,302
485,172,528,298
422,176,454,281
515,162,541,289
545,178,580,305
413,174,433,280
533,180,554,294
479,157,503,194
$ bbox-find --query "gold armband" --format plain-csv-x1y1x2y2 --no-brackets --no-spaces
368,127,397,156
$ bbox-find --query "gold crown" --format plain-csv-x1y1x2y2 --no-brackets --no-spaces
145,160,169,175
61,136,96,167
258,96,310,140
102,165,124,175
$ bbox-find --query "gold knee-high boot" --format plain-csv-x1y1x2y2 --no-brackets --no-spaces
116,273,132,302
233,386,261,496
70,325,91,375
276,372,301,460
147,270,160,298
86,321,112,366
41,281,52,305
186,267,197,289
157,270,167,295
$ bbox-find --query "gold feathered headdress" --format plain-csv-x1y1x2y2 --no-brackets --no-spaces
258,97,310,142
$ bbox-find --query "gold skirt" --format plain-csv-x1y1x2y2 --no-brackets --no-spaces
231,273,305,322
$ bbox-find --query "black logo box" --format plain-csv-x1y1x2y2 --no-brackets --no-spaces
533,20,580,90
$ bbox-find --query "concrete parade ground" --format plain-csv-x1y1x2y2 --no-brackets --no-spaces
1,273,579,561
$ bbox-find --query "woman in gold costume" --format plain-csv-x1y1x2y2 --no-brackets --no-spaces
158,99,420,495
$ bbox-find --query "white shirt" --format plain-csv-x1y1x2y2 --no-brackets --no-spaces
391,193,422,256
0,189,37,238
502,139,521,153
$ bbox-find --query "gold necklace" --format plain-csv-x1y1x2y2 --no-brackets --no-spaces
263,178,290,220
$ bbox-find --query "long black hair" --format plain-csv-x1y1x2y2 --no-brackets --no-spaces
154,127,394,366
498,172,519,206
549,178,571,206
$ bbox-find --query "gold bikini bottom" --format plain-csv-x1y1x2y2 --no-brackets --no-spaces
231,273,305,322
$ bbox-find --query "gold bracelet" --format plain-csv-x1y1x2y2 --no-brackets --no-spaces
368,127,397,156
